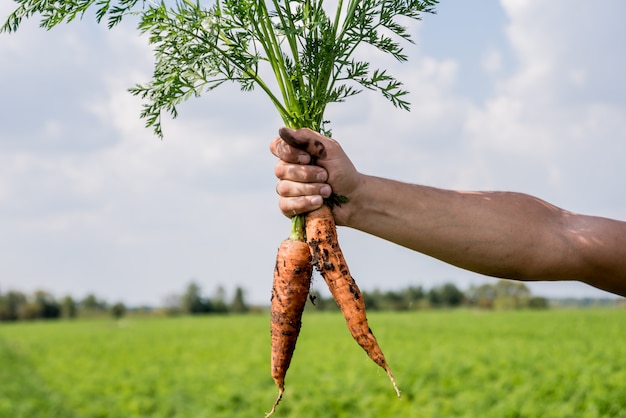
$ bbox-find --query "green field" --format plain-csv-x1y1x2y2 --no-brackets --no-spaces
1,309,625,418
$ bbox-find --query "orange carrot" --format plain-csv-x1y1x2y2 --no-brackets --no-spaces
305,204,400,397
266,217,313,417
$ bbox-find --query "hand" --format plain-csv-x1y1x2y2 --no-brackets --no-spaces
270,127,360,224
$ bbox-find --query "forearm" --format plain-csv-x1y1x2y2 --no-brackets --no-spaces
344,175,626,296
343,175,553,278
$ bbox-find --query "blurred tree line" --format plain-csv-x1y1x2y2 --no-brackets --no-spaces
0,281,250,322
1,279,550,322
307,280,549,312
160,282,250,316
0,289,124,322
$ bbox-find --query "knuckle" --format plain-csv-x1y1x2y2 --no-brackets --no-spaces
269,137,279,155
273,161,288,179
279,198,300,217
275,180,288,196
295,165,318,182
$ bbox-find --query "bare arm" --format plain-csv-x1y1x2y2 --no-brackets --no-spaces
271,128,626,297
348,175,626,296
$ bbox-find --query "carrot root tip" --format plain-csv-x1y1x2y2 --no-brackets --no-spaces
265,388,284,418
386,367,401,398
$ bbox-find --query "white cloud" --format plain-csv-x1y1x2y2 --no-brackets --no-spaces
482,48,503,75
456,0,626,214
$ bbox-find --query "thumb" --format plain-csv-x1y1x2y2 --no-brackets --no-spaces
278,127,328,160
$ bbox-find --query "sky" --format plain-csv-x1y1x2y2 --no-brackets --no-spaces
1,0,625,307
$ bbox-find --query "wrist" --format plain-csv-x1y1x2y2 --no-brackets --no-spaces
334,173,370,228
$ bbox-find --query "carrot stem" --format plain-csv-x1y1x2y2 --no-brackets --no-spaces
289,214,306,242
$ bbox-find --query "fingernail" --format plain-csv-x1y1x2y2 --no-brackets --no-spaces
311,195,323,206
320,185,332,197
298,154,310,164
316,171,327,181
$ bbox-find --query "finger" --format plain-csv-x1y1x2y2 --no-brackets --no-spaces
278,195,325,217
279,127,332,160
274,160,328,183
270,135,311,164
276,179,332,198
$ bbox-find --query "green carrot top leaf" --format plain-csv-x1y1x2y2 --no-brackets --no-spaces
2,0,438,137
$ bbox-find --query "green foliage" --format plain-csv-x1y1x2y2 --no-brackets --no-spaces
1,310,625,417
0,290,62,321
110,302,127,319
0,0,140,31
467,280,537,309
0,281,251,322
60,296,78,319
130,0,438,136
0,290,27,321
309,280,549,312
80,293,108,312
180,281,211,314
2,0,438,137
230,286,249,313
427,282,464,307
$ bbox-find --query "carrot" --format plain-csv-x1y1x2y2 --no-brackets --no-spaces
266,216,313,417
305,204,401,398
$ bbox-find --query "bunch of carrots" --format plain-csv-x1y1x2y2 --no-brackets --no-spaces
267,129,400,416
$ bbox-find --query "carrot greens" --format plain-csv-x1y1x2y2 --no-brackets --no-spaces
2,0,438,137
